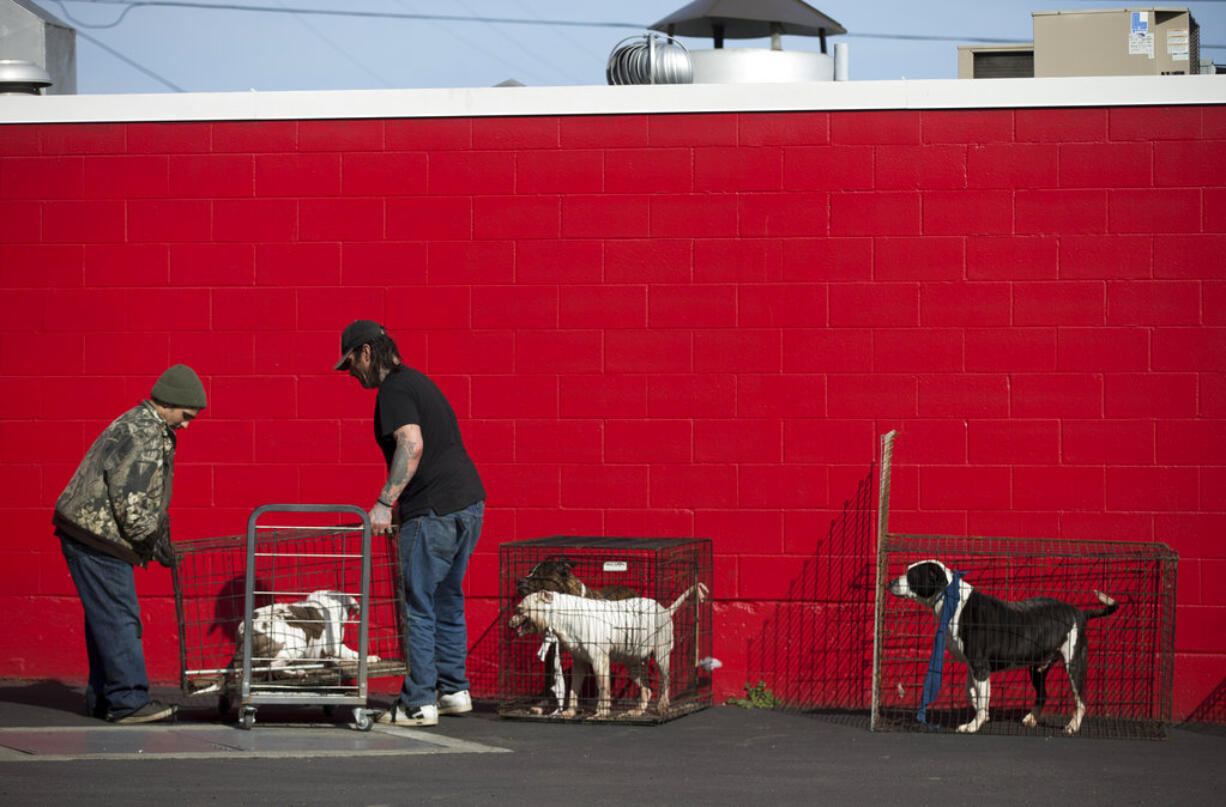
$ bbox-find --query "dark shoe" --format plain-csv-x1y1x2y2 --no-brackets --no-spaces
108,701,177,724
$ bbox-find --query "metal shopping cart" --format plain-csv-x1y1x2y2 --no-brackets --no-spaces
173,504,409,730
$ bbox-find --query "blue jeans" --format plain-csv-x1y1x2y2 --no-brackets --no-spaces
397,500,484,709
59,535,151,718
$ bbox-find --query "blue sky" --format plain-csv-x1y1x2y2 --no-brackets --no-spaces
35,1,1226,93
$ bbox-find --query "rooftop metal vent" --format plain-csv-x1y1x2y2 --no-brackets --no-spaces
0,59,52,95
607,33,694,85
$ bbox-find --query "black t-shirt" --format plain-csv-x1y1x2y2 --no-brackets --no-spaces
374,365,485,518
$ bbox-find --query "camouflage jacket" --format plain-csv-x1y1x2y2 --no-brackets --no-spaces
53,401,176,566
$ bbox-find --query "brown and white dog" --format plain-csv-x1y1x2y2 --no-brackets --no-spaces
515,556,639,601
510,582,708,718
239,589,380,676
888,559,1118,734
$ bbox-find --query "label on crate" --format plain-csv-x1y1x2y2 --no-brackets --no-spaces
602,561,628,573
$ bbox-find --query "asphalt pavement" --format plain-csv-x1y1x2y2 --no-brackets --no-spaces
1,680,1223,806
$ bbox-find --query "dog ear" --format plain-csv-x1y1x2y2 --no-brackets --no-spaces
541,591,554,603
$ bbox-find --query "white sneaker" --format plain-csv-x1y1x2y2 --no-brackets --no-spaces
437,690,472,716
377,702,438,726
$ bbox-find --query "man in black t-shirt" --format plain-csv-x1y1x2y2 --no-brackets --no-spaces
334,320,486,727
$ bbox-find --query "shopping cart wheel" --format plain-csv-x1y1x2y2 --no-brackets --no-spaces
353,707,374,731
239,706,256,730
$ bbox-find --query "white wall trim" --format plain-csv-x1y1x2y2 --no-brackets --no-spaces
1,75,1223,125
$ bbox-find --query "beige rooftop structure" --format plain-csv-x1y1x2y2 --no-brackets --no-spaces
960,7,1201,78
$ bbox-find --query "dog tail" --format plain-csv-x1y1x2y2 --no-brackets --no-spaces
1084,590,1119,620
666,582,709,617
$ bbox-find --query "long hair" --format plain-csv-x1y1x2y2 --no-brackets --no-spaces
368,333,401,380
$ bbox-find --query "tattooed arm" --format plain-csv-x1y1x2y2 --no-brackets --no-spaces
370,423,423,534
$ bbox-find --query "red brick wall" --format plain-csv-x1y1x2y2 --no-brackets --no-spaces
1,105,1223,718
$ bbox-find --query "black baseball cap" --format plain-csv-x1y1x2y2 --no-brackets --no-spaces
334,320,385,371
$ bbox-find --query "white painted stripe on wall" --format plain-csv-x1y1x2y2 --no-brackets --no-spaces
1,75,1224,125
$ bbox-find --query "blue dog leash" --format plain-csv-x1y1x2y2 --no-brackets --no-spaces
917,570,966,729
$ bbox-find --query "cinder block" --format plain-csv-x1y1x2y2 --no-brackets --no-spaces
650,193,738,238
562,194,650,238
649,284,736,328
1016,189,1107,234
1011,373,1103,418
560,374,647,419
212,199,297,242
474,195,560,240
299,119,383,151
43,200,125,243
784,145,873,191
386,195,471,240
1107,280,1201,325
923,190,1012,235
927,283,1014,336
740,111,827,145
428,151,514,195
256,242,340,286
830,192,921,236
1058,234,1151,279
1109,188,1202,234
831,110,921,145
1062,420,1155,465
1057,327,1148,372
559,284,646,329
561,114,648,148
80,155,169,199
739,191,827,236
606,419,692,463
968,144,1059,189
966,236,1058,280
210,120,297,153
1059,142,1153,188
517,149,603,194
341,151,427,195
917,373,1008,418
170,154,254,198
1105,372,1198,418
1109,106,1202,141
922,109,1013,144
878,145,967,190
299,197,383,242
255,153,340,196
1013,281,1105,326
969,420,1059,465
648,113,738,146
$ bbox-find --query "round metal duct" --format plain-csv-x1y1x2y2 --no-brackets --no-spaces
607,34,694,85
0,59,52,95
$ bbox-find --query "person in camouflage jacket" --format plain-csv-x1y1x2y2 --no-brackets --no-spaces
54,364,206,724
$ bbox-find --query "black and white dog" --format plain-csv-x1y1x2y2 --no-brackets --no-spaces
888,559,1119,734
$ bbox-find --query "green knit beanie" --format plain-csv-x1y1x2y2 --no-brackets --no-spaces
151,364,207,409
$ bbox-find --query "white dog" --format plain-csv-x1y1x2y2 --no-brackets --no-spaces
510,582,707,718
240,589,380,676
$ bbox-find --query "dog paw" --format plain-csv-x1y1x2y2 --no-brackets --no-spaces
1022,713,1037,728
560,708,577,718
366,654,381,663
956,722,981,733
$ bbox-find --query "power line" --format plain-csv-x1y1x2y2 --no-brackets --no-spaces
72,27,186,90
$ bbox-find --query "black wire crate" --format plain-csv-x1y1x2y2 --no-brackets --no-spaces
499,536,713,724
872,534,1177,739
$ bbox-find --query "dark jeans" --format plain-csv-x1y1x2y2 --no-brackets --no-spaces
397,500,484,708
59,535,151,718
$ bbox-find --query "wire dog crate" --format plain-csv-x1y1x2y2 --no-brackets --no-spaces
499,536,713,724
871,432,1178,739
173,504,409,729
